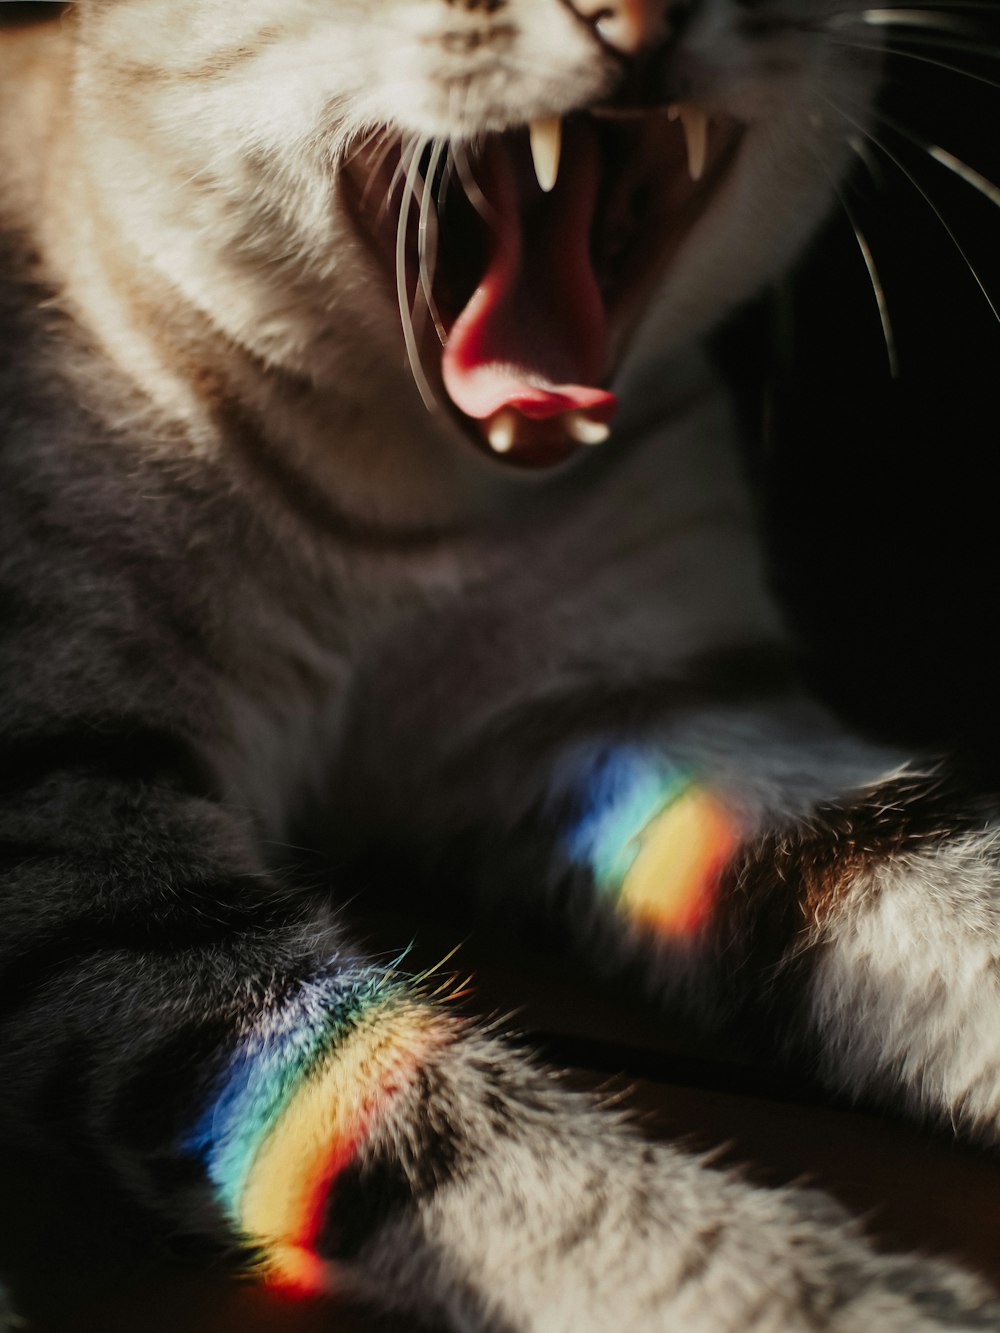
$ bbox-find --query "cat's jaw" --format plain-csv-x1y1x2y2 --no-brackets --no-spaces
46,0,879,487
340,110,745,468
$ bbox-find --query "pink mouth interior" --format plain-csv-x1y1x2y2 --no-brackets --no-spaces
441,125,618,428
342,108,741,466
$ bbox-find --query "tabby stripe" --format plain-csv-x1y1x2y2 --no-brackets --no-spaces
109,24,286,84
711,769,991,1022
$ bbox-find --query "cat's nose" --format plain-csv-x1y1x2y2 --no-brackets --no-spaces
566,0,672,55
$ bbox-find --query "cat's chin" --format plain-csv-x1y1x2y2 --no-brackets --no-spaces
341,109,743,470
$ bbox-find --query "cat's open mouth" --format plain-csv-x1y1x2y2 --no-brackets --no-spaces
342,110,742,468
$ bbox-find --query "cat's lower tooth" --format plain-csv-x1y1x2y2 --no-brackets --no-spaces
528,116,562,194
567,413,610,446
487,410,518,453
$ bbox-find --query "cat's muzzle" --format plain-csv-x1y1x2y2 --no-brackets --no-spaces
341,104,742,468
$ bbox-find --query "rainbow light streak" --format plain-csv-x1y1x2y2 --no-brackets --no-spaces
185,970,438,1294
565,746,738,934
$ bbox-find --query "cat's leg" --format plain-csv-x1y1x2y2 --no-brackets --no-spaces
338,653,1000,1154
552,726,1000,1147
718,764,1000,1142
2,736,997,1330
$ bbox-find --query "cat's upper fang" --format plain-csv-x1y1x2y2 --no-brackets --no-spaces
339,103,743,469
667,104,709,182
529,117,563,193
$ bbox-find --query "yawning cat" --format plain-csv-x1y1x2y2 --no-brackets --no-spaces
1,0,999,1328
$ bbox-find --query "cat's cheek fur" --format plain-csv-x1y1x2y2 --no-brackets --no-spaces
62,0,878,413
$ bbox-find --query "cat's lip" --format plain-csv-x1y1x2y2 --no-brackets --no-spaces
340,109,743,469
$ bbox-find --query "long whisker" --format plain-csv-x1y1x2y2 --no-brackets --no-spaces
453,142,501,231
928,146,1000,210
359,130,399,213
848,133,888,189
417,138,448,348
835,71,1000,213
828,34,1000,94
823,3,1000,43
815,137,899,375
830,1,1000,16
437,151,457,220
395,136,438,412
826,94,1000,327
381,148,415,224
858,25,1000,58
837,170,900,377
856,7,986,33
339,125,387,171
859,99,1000,210
848,23,1000,60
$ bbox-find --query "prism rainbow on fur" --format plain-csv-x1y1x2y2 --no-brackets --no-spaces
566,747,738,935
185,972,440,1294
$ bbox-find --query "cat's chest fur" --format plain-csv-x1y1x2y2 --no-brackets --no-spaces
0,0,873,842
205,369,776,843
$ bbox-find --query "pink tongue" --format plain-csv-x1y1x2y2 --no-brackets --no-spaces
441,129,617,424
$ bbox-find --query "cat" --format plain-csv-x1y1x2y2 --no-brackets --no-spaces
1,0,1000,1328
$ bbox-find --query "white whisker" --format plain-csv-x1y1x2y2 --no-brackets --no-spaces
840,1,1000,11
928,146,1000,209
837,165,900,377
339,125,387,171
826,94,1000,328
395,137,438,413
830,33,1000,94
359,130,399,213
850,94,1000,209
826,3,999,37
848,133,888,189
867,26,1000,57
381,148,414,224
453,142,501,232
437,151,457,220
861,7,982,31
417,139,448,348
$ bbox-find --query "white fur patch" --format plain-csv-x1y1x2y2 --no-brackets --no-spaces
811,831,1000,1138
